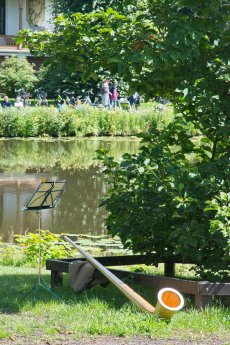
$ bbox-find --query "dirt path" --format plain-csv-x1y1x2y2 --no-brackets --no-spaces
0,335,227,345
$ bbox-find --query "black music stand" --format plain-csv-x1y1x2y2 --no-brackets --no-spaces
23,180,66,302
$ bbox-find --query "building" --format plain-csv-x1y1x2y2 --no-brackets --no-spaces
0,0,53,60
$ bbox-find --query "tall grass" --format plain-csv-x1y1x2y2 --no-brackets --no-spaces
0,105,173,138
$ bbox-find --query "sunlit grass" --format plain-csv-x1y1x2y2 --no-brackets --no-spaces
0,265,229,343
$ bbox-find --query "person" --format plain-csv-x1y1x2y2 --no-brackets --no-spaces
127,95,134,107
133,92,140,110
14,97,24,109
24,95,32,107
41,96,48,106
110,81,120,110
119,96,131,111
1,95,11,108
58,99,65,112
128,92,140,110
100,80,111,108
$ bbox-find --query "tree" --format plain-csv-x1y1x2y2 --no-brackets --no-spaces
18,0,230,280
21,1,148,97
36,64,101,98
32,0,148,97
0,56,37,97
52,0,147,15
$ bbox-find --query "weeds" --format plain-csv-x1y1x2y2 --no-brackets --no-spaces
0,105,173,138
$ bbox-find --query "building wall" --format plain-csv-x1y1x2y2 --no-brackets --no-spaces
5,0,53,35
6,0,19,35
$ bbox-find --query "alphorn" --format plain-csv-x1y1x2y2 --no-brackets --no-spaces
64,235,155,313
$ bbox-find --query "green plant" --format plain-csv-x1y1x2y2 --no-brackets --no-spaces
14,230,74,266
0,56,37,97
0,244,25,266
0,106,170,138
97,115,229,282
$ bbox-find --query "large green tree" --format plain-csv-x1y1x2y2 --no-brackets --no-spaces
52,0,147,15
18,0,230,279
37,0,147,97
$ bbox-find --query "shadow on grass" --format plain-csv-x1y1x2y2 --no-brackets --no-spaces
0,270,160,315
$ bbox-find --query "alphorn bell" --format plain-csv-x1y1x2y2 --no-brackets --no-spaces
64,236,184,317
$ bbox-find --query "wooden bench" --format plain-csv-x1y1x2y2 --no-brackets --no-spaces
46,256,230,309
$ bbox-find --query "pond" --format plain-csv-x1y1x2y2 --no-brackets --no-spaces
0,138,140,242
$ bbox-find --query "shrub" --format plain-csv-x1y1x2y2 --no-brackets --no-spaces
14,230,75,266
0,56,37,97
0,109,24,137
0,244,26,267
97,116,230,282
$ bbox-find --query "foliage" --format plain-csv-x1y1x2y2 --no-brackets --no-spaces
97,116,230,281
36,1,146,98
37,62,131,100
52,0,147,15
14,230,74,266
36,64,101,98
18,1,230,280
0,105,172,138
36,63,130,99
18,1,147,98
17,1,229,111
4,232,129,267
0,244,26,267
0,56,37,97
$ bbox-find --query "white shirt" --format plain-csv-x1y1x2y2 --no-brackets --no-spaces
14,101,24,108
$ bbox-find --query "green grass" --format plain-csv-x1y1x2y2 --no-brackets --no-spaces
0,265,229,343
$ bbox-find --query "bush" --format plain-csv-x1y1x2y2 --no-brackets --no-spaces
97,116,230,282
14,230,75,266
0,56,37,97
0,244,26,267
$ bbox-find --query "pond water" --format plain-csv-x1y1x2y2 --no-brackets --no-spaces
0,138,140,242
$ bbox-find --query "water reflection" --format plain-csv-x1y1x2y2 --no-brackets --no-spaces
0,138,140,242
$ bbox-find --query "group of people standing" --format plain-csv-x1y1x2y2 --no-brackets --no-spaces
1,82,141,111
100,80,140,110
1,95,24,110
100,80,120,109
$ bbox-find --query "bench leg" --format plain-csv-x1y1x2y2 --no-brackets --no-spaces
195,294,212,309
51,271,63,289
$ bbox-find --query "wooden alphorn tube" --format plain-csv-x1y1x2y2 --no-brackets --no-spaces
64,236,155,313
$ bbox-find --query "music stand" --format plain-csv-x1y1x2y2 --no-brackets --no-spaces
23,180,66,302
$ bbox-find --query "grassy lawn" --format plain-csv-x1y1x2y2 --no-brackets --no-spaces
0,265,229,344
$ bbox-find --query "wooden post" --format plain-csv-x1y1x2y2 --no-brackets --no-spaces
18,0,23,31
164,261,175,277
17,0,24,49
51,271,63,289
